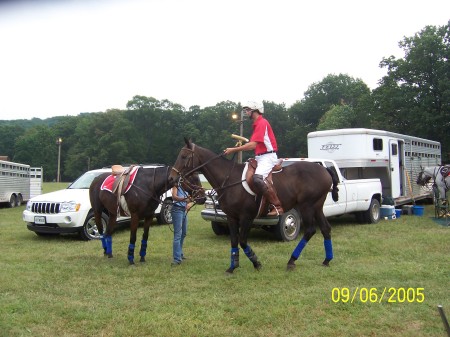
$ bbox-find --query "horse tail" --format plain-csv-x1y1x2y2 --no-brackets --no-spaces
326,167,339,202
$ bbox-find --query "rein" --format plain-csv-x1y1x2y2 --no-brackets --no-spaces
129,166,169,206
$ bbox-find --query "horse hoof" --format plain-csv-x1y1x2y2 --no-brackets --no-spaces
254,262,262,271
107,254,113,258
286,263,296,271
322,259,330,267
225,267,235,275
140,257,146,263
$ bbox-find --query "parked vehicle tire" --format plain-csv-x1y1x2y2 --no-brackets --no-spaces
274,209,301,242
80,211,108,241
363,198,381,224
157,199,172,224
16,194,23,206
8,195,17,208
211,221,230,235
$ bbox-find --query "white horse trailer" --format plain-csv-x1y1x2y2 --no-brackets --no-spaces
307,128,442,205
0,159,31,207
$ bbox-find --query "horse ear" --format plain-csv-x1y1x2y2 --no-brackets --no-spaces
184,137,193,149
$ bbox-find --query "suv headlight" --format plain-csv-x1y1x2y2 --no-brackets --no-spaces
26,201,32,211
60,202,81,213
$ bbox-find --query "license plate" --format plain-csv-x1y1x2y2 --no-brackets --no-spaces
34,216,46,224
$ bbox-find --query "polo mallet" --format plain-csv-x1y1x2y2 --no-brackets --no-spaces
231,134,249,147
438,305,450,337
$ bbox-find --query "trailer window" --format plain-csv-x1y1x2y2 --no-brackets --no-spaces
391,143,398,156
373,138,383,151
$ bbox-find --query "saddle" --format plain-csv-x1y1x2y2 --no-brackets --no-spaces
111,165,135,196
111,165,136,216
245,158,283,217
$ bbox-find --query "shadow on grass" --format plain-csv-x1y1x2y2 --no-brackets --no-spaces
27,219,173,242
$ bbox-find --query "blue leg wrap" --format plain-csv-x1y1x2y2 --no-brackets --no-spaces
324,239,333,261
243,245,252,257
105,235,112,255
292,238,308,259
100,235,107,251
128,244,135,263
139,240,148,257
230,247,239,269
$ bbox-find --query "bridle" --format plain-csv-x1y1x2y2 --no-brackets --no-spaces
171,143,245,198
171,144,223,181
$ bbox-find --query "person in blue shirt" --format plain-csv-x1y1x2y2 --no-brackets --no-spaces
170,183,193,266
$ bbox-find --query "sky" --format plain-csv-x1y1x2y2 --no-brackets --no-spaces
0,0,449,120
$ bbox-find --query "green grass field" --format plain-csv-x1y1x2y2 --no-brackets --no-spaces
0,183,448,336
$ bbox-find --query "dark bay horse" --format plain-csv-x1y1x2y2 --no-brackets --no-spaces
89,165,205,264
168,139,339,274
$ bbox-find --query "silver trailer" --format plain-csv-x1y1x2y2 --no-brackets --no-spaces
0,159,31,207
308,128,442,205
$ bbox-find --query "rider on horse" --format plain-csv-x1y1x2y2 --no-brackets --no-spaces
224,101,284,216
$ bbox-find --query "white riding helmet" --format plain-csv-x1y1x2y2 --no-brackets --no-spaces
242,101,264,114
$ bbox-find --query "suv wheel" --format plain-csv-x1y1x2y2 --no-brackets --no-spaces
80,211,109,241
157,199,172,224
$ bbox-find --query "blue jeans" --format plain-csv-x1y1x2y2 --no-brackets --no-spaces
171,206,188,263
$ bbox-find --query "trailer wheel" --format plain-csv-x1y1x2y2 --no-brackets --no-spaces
16,194,23,206
8,195,17,208
363,198,381,224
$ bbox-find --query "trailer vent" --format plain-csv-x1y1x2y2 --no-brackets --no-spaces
31,202,61,214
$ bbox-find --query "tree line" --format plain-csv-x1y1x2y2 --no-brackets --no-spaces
1,22,449,182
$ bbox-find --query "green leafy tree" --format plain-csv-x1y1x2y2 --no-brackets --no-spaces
14,125,57,181
0,125,25,160
288,74,372,155
317,104,357,130
373,21,450,160
290,73,372,129
190,101,239,156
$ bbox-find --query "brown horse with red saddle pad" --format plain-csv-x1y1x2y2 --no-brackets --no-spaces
89,165,205,265
169,138,339,274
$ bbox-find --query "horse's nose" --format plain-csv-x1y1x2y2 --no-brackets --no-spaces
168,174,178,186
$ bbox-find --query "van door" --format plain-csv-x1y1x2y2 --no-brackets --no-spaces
389,139,400,198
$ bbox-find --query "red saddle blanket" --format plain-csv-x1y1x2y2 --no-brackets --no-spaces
100,166,139,193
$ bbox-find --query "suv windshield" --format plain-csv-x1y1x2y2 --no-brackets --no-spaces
68,171,106,189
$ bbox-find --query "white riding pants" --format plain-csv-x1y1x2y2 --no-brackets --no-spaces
255,153,279,179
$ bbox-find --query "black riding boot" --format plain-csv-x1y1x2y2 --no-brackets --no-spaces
253,174,284,216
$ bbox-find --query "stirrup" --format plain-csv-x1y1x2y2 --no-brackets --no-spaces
267,206,283,216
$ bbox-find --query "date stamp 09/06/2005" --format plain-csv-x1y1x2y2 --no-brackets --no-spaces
331,287,425,304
